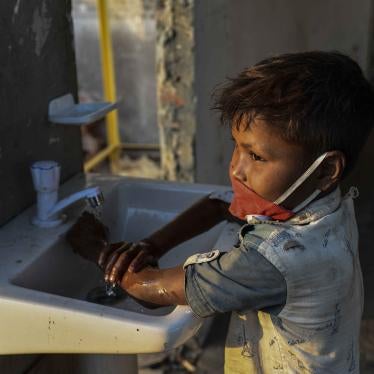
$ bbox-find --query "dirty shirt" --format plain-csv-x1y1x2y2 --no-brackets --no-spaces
184,187,363,373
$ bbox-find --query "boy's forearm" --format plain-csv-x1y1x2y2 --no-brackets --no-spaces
146,195,230,256
121,266,186,306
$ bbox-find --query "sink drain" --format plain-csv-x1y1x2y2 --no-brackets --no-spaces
86,284,127,305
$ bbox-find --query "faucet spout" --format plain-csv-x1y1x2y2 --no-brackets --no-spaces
48,187,104,218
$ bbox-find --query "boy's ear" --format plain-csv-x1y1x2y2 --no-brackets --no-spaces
317,151,346,192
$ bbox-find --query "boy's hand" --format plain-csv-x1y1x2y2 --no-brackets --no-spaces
104,240,159,284
66,211,111,267
120,265,187,306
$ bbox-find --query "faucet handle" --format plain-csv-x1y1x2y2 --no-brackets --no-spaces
31,160,61,192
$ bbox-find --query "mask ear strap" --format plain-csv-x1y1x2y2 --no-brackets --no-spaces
274,152,329,206
291,189,321,213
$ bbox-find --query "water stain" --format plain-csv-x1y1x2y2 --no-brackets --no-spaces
32,1,52,56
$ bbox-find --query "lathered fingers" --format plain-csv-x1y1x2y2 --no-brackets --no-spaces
107,249,135,284
104,243,133,282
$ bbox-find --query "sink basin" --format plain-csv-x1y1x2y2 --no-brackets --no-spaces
0,175,238,354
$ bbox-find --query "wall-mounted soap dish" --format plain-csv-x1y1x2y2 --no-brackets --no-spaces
48,93,117,126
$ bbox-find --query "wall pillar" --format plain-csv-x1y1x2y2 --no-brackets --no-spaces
156,0,196,182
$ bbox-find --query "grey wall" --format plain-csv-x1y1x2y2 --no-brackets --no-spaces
195,0,372,185
0,0,83,227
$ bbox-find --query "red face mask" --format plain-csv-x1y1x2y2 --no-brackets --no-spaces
228,152,328,222
229,171,294,221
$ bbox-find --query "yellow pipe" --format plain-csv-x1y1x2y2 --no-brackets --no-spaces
97,0,120,170
120,143,160,151
84,143,160,172
84,145,117,172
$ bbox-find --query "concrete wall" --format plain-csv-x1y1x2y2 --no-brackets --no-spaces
195,0,372,185
0,0,83,227
156,0,196,181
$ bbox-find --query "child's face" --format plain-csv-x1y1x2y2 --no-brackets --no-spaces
231,118,319,210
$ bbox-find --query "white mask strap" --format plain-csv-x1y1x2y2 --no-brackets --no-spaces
274,152,329,206
291,189,321,213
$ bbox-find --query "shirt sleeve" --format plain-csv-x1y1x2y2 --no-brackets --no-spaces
208,189,233,204
184,241,287,318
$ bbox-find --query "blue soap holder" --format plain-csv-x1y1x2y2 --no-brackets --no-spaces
48,93,117,125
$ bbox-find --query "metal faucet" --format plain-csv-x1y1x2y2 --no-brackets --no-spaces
30,161,104,228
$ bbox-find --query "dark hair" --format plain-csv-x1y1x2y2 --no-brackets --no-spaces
213,51,374,175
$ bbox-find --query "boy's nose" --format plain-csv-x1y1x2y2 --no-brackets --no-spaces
232,166,247,183
230,152,247,183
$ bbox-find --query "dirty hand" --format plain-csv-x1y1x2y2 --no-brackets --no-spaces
104,240,159,285
66,211,111,267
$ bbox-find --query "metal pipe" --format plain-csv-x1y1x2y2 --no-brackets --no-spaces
120,143,160,151
84,144,117,172
97,0,120,171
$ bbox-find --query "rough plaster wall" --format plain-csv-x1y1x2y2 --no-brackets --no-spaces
156,0,196,181
195,0,372,185
0,0,83,227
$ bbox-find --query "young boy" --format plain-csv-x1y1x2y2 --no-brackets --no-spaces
67,51,374,373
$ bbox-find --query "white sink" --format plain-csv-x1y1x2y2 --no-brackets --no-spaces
0,174,238,354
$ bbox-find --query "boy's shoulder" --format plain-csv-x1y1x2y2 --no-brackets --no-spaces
239,223,305,273
240,186,354,247
241,222,304,252
239,187,358,275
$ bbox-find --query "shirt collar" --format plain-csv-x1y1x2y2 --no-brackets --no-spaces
245,187,342,226
287,187,342,225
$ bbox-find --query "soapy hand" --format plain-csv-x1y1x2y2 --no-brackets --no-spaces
66,211,113,268
104,240,159,285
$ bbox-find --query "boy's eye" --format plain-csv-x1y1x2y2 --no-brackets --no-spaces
249,151,265,162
